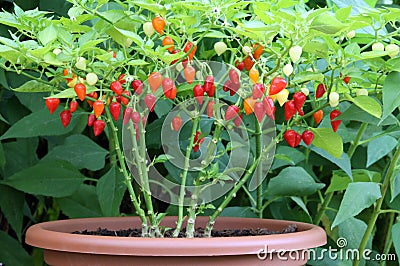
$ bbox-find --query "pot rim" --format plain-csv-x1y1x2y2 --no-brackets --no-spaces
26,216,326,256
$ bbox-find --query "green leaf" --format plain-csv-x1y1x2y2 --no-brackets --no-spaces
154,100,173,118
339,104,397,126
2,138,39,177
367,135,397,167
96,166,126,216
271,146,305,170
242,20,268,31
42,135,108,171
15,92,47,112
154,154,175,164
332,182,381,228
12,80,54,92
290,196,311,222
79,39,108,53
311,146,352,179
0,109,86,140
360,50,389,59
303,39,329,59
0,185,24,241
37,24,58,45
326,169,381,193
344,94,382,118
0,143,5,172
392,222,400,262
335,6,352,21
382,72,400,121
114,27,143,47
203,30,229,38
2,160,85,197
0,231,32,266
338,217,371,250
220,207,257,218
311,12,346,34
291,71,325,84
0,45,22,64
127,59,148,66
310,128,343,158
390,169,400,202
386,58,400,72
268,167,325,196
57,184,102,218
134,2,167,16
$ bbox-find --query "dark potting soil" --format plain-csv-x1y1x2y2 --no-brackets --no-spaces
73,224,297,238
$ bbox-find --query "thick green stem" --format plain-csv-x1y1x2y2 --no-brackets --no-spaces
186,123,224,237
204,156,261,236
353,144,400,266
104,108,148,235
185,183,201,238
255,117,263,218
137,117,161,237
173,118,200,237
108,125,117,166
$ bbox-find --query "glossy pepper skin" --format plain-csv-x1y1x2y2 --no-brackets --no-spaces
269,77,287,95
110,81,123,95
284,100,297,121
330,110,342,132
109,102,121,121
45,98,60,114
315,83,326,99
184,42,197,60
60,110,72,128
284,130,301,148
302,130,314,145
152,16,166,35
171,116,182,131
93,120,106,136
74,83,86,101
313,110,323,125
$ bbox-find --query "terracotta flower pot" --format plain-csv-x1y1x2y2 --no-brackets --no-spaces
26,216,326,266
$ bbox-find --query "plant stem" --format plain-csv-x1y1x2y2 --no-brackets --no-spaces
173,117,200,237
185,182,201,238
347,123,368,158
204,156,261,237
353,144,400,266
314,123,367,225
108,124,117,166
137,117,161,237
379,212,395,266
186,122,224,237
255,117,263,218
104,108,148,236
313,192,333,225
204,138,275,236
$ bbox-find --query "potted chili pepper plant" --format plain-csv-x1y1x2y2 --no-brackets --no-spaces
1,0,399,265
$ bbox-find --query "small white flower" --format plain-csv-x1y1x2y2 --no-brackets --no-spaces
52,48,62,55
346,30,356,39
125,76,134,83
212,7,221,16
